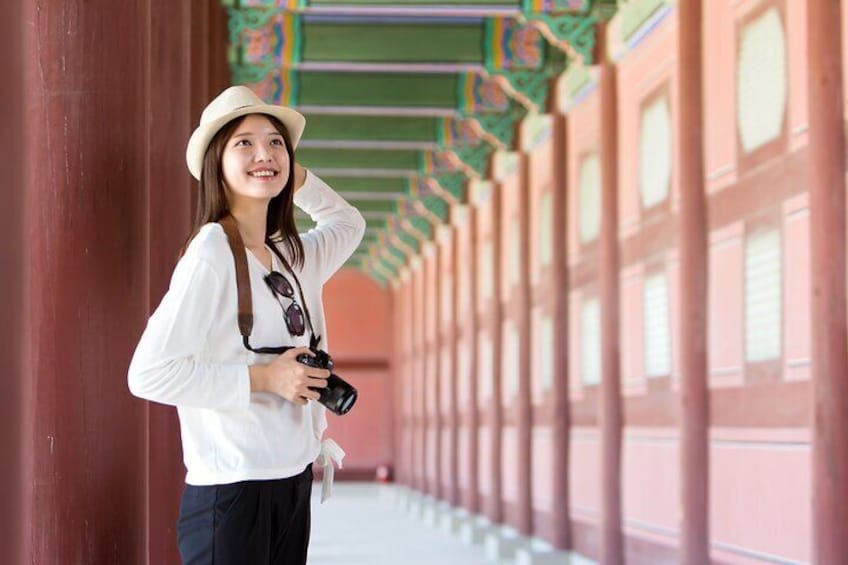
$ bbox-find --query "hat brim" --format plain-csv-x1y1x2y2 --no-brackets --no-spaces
185,104,306,180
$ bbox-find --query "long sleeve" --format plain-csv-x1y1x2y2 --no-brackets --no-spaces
127,254,251,410
294,170,366,284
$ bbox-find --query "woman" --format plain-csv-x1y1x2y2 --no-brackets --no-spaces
128,85,365,564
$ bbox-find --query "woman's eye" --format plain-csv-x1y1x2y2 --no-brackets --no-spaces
234,139,250,147
270,139,284,146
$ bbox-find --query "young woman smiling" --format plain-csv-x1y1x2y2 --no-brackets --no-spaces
128,86,365,564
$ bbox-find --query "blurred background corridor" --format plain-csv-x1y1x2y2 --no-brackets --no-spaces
2,0,847,563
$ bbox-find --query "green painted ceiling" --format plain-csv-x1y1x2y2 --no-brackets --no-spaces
223,0,623,285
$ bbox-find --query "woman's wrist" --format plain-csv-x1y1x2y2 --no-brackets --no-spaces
249,364,269,393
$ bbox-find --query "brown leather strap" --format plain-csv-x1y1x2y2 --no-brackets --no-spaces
219,215,253,338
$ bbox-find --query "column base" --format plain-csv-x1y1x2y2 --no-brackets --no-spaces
459,516,496,546
484,526,531,560
516,547,595,565
420,495,440,526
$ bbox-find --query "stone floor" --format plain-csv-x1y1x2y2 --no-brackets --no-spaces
307,482,593,565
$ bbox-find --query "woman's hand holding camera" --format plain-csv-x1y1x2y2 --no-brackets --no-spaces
249,347,329,405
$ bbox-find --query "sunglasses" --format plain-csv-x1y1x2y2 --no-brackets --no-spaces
264,271,306,337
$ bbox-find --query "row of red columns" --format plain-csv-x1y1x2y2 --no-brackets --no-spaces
391,4,848,562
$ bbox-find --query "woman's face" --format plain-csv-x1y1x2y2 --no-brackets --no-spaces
221,114,291,205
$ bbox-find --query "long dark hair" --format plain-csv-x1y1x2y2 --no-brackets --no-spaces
182,113,305,269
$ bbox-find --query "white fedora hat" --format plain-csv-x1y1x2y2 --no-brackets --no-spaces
185,85,306,180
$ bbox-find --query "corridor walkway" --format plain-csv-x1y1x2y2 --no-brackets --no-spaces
309,483,591,565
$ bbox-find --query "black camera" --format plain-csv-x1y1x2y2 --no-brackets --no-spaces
297,349,358,416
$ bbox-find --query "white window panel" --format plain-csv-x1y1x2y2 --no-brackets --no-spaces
441,271,453,326
479,240,493,302
644,273,671,377
639,95,672,209
502,321,520,398
745,229,782,362
737,7,787,153
510,221,521,286
539,191,553,269
581,298,601,385
540,315,554,393
477,333,492,400
579,153,601,243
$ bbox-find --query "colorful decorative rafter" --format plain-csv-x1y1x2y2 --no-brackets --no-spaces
386,217,421,255
485,17,545,71
234,68,297,107
438,117,483,148
226,5,302,105
421,150,463,177
238,0,304,8
236,12,301,67
522,0,592,12
431,174,467,204
450,145,491,179
470,101,527,148
458,72,510,114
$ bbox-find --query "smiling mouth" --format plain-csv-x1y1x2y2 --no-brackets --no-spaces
248,170,278,178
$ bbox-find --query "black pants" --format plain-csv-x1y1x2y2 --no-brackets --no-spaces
177,464,313,565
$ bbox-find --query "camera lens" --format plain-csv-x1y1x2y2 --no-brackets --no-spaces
322,374,357,416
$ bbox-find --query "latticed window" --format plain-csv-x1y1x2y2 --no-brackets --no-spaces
479,240,494,302
477,333,493,401
539,314,554,393
639,95,671,209
502,320,519,397
644,272,671,377
737,7,787,153
579,153,601,243
581,297,601,385
745,229,782,362
539,191,553,268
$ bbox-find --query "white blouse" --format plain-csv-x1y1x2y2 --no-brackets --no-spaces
128,170,366,486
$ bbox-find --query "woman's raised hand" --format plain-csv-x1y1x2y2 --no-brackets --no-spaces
249,347,329,405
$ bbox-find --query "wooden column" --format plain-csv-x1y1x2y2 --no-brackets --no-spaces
516,154,534,535
550,113,572,550
0,1,25,563
448,227,461,506
466,207,481,514
146,2,197,563
490,183,505,524
807,1,848,562
413,265,425,492
24,0,153,561
677,0,710,563
433,246,443,499
598,26,623,565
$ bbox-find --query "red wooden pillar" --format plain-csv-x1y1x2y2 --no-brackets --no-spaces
465,206,481,514
0,2,25,563
597,25,623,565
433,246,443,499
550,113,572,550
146,1,210,562
448,225,461,506
412,264,425,492
24,0,153,562
807,1,848,562
677,0,710,563
490,182,505,524
516,154,534,536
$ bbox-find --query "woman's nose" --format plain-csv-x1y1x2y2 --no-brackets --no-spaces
254,142,273,161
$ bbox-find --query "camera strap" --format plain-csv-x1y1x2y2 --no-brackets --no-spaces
218,214,320,350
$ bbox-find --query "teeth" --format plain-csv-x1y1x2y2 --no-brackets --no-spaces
250,170,276,177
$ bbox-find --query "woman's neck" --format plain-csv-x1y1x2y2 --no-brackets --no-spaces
229,201,269,248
